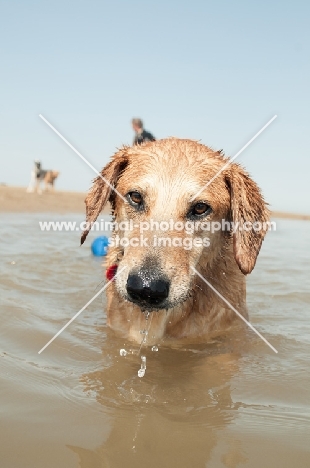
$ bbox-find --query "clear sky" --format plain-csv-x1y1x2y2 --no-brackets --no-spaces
1,0,309,213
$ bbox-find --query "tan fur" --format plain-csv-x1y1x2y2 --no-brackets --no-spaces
33,170,60,194
82,138,269,344
43,170,59,191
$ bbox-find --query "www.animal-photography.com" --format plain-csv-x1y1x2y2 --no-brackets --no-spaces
1,1,309,467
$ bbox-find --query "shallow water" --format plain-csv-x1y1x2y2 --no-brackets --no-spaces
1,213,310,467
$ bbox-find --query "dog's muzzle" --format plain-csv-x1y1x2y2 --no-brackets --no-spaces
126,273,170,308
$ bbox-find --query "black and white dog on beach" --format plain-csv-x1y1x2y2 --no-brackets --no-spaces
26,160,60,194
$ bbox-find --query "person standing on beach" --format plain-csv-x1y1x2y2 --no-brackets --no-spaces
132,118,156,145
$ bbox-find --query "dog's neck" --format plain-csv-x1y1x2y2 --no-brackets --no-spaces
105,243,247,344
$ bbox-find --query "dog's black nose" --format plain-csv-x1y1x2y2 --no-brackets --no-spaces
126,273,170,307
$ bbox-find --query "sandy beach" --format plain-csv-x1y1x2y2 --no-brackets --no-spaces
0,186,87,214
0,186,110,215
0,185,309,220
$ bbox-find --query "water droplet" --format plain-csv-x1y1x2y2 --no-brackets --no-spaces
151,345,158,352
119,349,127,356
138,355,146,377
140,329,148,335
145,311,150,320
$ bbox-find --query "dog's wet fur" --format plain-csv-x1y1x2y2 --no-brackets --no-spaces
81,138,269,344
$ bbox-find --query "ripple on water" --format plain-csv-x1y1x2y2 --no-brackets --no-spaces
1,214,310,466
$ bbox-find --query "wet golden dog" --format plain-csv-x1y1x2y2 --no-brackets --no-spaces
81,138,269,344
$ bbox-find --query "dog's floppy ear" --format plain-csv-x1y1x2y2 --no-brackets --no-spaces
225,164,269,275
81,150,128,245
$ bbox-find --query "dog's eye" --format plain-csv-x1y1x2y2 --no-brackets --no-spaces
127,191,143,206
191,202,212,217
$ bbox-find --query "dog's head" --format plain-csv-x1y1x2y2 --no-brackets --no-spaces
50,170,60,181
34,160,41,174
81,139,269,311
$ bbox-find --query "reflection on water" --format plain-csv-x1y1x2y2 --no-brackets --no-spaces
77,332,244,467
0,214,310,467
